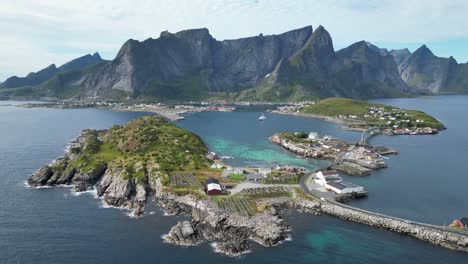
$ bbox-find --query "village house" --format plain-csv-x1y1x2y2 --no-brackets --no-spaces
453,217,468,228
205,178,223,195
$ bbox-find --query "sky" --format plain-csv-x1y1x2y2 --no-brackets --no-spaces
0,0,467,81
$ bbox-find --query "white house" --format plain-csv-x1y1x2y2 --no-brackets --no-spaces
258,167,272,175
308,132,320,140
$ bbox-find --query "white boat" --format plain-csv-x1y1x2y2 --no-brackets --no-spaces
258,114,267,121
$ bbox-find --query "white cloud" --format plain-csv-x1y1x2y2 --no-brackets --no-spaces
0,0,467,81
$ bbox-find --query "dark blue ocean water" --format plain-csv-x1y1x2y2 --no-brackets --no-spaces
0,98,467,263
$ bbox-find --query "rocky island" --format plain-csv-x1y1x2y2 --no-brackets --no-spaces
26,115,321,255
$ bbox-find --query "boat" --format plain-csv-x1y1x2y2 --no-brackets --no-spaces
258,114,267,121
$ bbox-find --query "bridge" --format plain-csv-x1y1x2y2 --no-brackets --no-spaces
359,127,382,145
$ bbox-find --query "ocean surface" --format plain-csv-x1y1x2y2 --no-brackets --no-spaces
0,97,467,263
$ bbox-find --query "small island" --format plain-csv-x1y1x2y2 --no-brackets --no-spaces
276,97,445,135
270,131,397,176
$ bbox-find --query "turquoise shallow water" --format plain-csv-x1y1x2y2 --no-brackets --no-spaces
208,136,319,168
0,99,467,263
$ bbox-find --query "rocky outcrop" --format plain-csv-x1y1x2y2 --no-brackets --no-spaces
160,194,291,255
163,221,203,246
96,163,147,216
28,166,54,186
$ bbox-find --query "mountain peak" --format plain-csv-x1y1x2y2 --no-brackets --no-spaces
310,25,334,53
416,44,434,56
92,52,102,59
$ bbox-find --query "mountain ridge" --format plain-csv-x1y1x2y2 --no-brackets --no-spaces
0,53,103,89
2,26,466,101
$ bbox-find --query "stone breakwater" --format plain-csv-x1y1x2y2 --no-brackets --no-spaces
321,201,468,252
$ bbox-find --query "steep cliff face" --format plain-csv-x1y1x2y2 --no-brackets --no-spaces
245,30,409,101
391,45,468,94
78,27,313,99
210,26,313,91
3,26,417,101
389,48,412,66
397,45,451,93
334,41,410,98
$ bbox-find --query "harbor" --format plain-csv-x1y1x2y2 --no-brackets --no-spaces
269,131,397,176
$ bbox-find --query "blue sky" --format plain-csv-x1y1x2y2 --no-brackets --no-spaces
0,0,467,81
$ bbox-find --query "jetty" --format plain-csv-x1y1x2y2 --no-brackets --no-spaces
321,201,468,252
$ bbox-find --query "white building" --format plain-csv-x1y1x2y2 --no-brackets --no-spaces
325,181,364,194
308,132,320,140
314,170,342,186
258,167,272,175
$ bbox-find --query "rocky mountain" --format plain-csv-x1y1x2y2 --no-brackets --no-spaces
78,26,314,100
0,53,103,89
388,45,468,94
389,48,412,66
247,29,410,100
2,26,416,101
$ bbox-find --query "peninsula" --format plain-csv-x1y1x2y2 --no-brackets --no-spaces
275,97,445,135
27,115,468,256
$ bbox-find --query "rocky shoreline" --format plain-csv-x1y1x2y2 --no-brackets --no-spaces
27,121,467,256
28,149,468,255
27,129,322,256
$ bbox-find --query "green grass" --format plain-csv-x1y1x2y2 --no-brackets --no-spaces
228,173,245,182
301,97,444,130
63,116,211,182
302,97,382,116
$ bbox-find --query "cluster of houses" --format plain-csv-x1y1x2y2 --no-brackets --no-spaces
55,100,128,108
340,106,439,134
275,101,316,113
389,127,438,135
314,170,366,195
340,106,410,126
175,104,235,112
271,132,351,159
342,147,387,169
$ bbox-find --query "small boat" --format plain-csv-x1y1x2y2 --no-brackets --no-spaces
258,114,267,121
